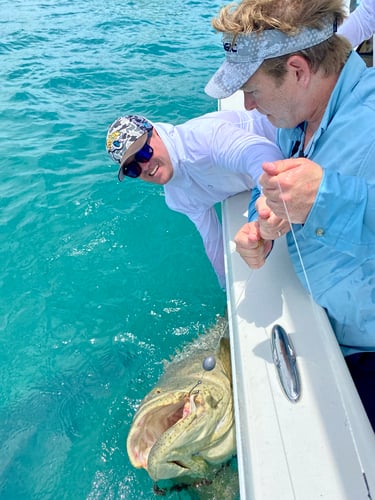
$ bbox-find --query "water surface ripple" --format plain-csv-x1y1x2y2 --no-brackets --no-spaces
0,0,229,498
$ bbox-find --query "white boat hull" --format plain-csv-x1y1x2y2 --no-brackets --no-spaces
221,92,375,499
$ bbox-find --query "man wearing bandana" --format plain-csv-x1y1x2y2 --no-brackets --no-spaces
205,0,375,429
106,110,283,289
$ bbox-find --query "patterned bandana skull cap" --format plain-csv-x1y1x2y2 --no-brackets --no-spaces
106,115,153,172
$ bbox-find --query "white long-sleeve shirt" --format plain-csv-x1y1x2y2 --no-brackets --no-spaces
154,110,282,287
338,0,375,47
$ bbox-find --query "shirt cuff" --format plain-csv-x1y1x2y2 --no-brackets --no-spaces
247,186,262,222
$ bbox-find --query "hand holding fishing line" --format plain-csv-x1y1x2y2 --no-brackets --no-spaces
234,220,273,269
234,191,290,269
260,158,323,224
255,194,290,240
234,157,323,270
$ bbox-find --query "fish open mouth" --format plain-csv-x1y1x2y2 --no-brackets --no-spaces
126,334,234,482
127,392,199,469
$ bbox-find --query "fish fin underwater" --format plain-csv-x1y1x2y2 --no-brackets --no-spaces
126,316,238,493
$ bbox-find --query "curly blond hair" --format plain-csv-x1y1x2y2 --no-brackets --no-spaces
212,0,351,79
212,0,347,34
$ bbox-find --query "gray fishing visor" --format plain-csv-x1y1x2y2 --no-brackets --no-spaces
205,17,336,99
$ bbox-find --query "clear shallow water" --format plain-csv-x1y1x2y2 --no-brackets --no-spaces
0,1,229,498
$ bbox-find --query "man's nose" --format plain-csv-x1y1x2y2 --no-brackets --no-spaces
139,159,150,170
244,92,256,110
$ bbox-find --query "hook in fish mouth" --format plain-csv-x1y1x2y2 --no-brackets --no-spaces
188,379,202,396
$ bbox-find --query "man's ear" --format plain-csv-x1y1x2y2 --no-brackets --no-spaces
286,55,311,87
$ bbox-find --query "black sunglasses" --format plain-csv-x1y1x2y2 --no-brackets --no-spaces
120,143,154,179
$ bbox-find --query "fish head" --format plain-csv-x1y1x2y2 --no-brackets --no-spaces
126,337,235,481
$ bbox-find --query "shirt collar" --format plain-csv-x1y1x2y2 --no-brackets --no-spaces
292,51,366,157
318,51,366,134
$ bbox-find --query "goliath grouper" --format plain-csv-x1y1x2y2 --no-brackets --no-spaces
126,317,236,482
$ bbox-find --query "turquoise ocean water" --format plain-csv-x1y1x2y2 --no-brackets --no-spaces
0,1,230,498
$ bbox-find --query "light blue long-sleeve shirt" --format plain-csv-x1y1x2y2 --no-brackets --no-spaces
277,51,375,355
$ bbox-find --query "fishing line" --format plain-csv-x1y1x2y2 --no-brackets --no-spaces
277,183,313,298
276,178,372,498
199,111,275,353
209,270,253,365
